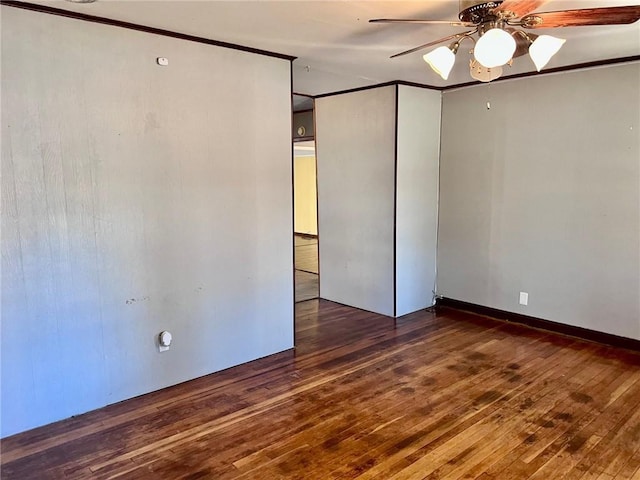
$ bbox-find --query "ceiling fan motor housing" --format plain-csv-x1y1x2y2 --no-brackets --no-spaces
459,0,504,23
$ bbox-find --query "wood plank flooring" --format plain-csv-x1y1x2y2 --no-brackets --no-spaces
295,269,319,303
2,300,640,479
294,234,318,302
294,235,318,274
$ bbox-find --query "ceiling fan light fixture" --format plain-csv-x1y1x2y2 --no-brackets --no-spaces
469,59,503,83
473,28,516,68
423,44,458,80
528,35,566,71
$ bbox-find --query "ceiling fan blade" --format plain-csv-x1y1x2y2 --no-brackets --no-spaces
389,30,476,58
369,19,475,27
521,6,640,28
492,0,548,18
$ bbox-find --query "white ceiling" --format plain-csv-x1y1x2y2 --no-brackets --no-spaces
27,1,640,95
293,94,314,112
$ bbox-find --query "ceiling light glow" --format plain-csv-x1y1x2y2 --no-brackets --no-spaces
529,35,566,71
423,44,457,80
473,28,516,68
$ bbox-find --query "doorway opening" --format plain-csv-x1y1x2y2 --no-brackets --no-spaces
293,94,318,303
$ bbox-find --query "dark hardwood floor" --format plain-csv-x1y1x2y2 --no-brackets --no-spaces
2,301,640,479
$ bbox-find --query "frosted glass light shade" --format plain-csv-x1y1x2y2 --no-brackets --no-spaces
529,35,566,71
423,46,456,80
474,28,516,68
470,60,503,82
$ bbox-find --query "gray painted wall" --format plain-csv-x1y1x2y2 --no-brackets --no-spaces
1,7,293,437
316,85,441,317
438,63,640,340
293,111,314,140
396,86,441,316
316,86,396,316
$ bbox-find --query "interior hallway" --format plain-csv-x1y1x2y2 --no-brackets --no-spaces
295,234,319,303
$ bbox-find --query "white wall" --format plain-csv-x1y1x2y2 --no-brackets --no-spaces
396,86,441,316
1,7,293,437
438,63,640,340
316,86,396,316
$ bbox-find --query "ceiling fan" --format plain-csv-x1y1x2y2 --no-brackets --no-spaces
370,0,640,82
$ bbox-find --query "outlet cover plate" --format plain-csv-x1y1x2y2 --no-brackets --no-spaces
519,292,529,306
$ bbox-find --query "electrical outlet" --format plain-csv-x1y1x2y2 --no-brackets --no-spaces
519,292,529,306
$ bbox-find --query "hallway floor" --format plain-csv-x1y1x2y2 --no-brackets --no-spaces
295,234,318,302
